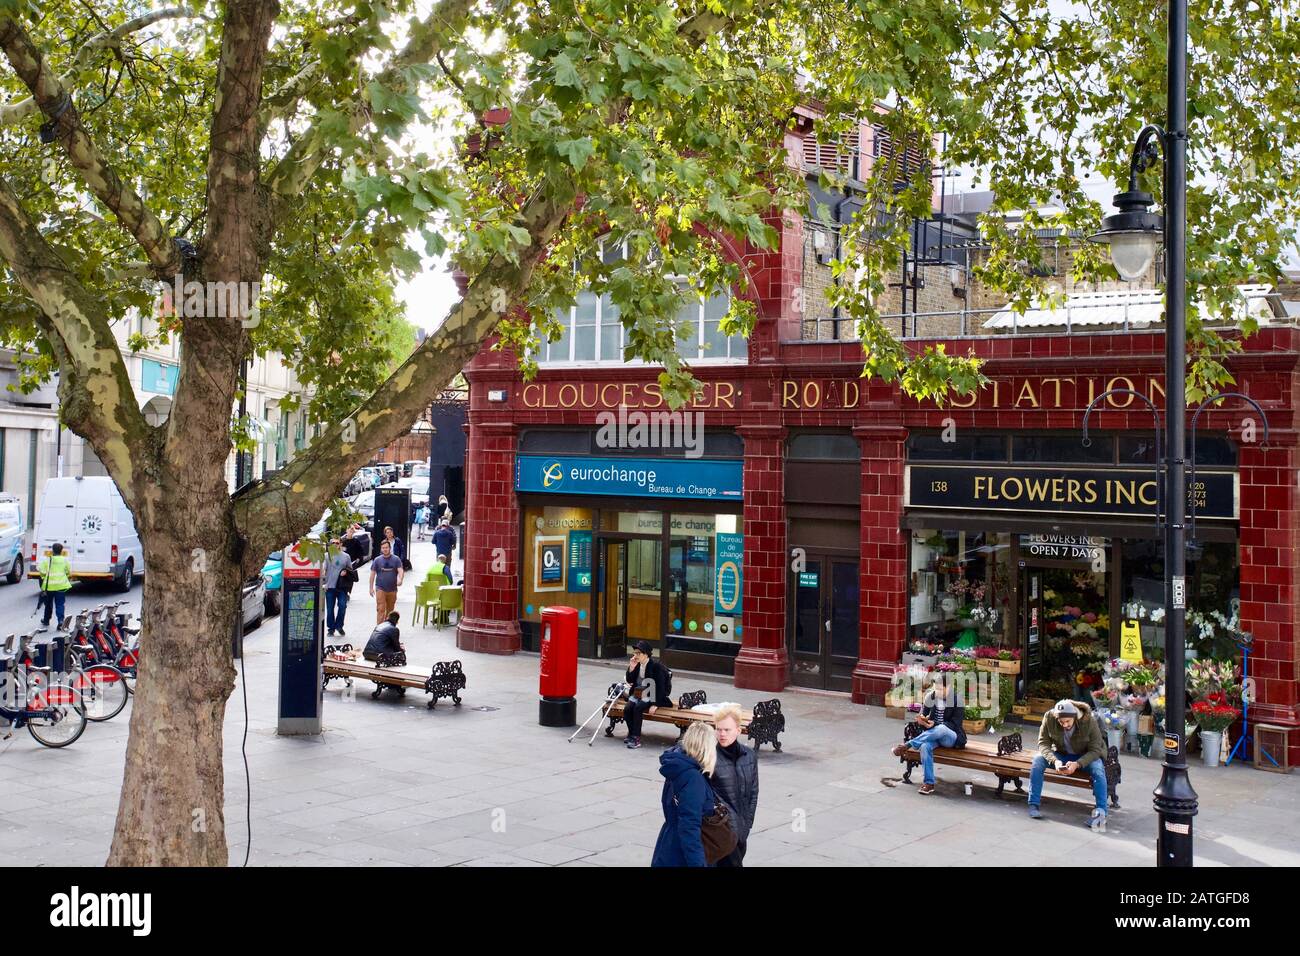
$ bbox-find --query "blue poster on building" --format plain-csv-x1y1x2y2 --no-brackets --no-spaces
714,533,743,615
568,530,592,592
516,455,742,501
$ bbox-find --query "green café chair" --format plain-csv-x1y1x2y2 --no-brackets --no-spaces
413,580,441,628
437,586,463,629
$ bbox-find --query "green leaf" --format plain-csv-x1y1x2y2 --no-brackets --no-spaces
555,138,595,172
552,51,583,88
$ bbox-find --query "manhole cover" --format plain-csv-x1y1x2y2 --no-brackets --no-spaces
470,706,500,712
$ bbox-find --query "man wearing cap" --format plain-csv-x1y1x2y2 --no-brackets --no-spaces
622,641,673,750
1029,699,1110,830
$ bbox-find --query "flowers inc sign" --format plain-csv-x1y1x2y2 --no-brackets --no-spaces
905,465,1237,520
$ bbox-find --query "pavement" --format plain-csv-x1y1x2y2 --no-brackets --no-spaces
2,536,1298,867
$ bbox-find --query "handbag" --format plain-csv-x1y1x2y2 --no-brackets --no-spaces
402,557,413,572
674,786,738,865
700,799,738,865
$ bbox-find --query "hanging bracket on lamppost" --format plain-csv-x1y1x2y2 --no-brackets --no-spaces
1081,387,1166,534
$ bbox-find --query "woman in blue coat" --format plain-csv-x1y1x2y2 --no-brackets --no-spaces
651,722,718,867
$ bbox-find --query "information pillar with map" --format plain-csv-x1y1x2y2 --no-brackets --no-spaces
278,542,324,735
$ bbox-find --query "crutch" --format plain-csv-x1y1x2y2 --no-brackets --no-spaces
569,682,628,745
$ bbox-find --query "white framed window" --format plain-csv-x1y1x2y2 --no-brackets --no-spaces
541,287,745,364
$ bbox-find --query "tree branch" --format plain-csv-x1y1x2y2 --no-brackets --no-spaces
0,7,201,126
162,0,279,482
237,185,572,557
0,173,152,504
0,13,180,276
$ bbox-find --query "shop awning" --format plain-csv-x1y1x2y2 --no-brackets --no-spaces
982,284,1282,331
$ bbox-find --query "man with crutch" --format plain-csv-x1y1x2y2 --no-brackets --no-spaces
622,641,673,750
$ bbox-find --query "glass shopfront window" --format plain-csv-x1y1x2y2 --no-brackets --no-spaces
1120,539,1240,661
667,513,743,643
520,505,595,625
908,528,1013,651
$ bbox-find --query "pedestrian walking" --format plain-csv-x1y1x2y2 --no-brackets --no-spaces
652,722,725,868
35,542,72,629
710,704,758,867
383,525,409,571
324,538,358,637
369,540,404,624
432,517,456,562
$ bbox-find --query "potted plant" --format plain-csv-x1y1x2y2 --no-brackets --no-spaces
961,702,989,736
1190,696,1240,767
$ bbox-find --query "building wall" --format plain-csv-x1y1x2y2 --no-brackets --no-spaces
463,320,1300,765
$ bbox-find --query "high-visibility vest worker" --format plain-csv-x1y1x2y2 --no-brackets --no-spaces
37,546,72,592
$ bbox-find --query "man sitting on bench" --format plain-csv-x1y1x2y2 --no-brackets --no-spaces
892,676,966,794
1029,699,1109,831
623,640,672,750
362,611,404,663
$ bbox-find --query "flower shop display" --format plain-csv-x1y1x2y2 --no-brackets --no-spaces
974,645,1021,675
1190,697,1241,768
1186,607,1251,662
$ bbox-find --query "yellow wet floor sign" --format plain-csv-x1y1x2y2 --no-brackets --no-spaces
1120,620,1143,663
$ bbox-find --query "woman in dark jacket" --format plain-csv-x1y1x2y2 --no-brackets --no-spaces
710,705,758,867
651,723,718,867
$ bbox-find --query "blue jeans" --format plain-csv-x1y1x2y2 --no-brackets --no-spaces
40,591,66,627
912,724,958,785
1029,752,1108,811
325,589,349,633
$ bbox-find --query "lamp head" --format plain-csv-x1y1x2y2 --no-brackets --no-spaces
1089,190,1163,281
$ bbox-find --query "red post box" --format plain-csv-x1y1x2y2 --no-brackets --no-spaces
539,605,579,726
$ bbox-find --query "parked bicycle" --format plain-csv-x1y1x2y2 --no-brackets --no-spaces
0,633,87,748
67,604,138,696
22,623,128,723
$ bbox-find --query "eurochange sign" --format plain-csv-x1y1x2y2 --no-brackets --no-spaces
905,465,1237,520
516,454,743,501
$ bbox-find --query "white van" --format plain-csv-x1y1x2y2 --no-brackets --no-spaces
30,477,145,592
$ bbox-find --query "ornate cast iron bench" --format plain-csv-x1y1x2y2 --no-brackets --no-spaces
897,721,1121,807
323,644,466,710
603,686,786,751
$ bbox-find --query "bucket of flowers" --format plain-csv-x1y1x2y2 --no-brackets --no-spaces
1190,694,1240,768
1097,707,1130,751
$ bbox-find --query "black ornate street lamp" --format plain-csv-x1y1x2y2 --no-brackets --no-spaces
1087,0,1195,866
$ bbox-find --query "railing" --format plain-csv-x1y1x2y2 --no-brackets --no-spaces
798,297,1291,342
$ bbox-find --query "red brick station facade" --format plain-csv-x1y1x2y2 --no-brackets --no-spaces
456,238,1300,766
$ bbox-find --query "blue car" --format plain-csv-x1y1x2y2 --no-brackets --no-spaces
260,551,282,616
